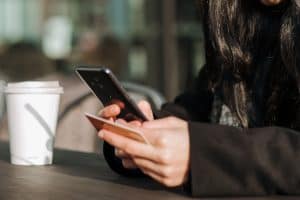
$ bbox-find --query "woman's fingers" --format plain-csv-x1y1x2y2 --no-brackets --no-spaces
115,148,130,158
115,149,138,169
99,129,160,162
139,161,186,187
128,120,143,127
141,168,176,187
98,101,153,123
116,119,142,128
138,100,154,120
122,158,138,169
133,157,167,178
98,104,121,118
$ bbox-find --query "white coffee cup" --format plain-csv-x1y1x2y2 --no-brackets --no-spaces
5,81,63,165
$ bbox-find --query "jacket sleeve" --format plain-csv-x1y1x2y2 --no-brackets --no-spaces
186,122,300,197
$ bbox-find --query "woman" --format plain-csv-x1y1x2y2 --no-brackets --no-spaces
98,0,300,197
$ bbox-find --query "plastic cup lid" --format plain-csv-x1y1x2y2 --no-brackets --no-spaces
5,81,64,94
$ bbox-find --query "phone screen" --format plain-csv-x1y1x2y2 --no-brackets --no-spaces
76,67,148,121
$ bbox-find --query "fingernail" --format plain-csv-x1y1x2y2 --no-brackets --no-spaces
111,105,117,112
116,119,123,124
98,131,104,138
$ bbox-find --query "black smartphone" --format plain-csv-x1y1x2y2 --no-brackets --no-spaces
75,66,148,121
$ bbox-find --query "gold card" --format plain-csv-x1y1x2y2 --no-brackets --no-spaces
85,113,149,144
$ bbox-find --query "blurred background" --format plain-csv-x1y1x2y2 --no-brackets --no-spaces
0,0,205,100
0,0,206,152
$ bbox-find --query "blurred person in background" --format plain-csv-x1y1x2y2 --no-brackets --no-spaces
98,0,300,197
72,32,126,75
0,41,55,81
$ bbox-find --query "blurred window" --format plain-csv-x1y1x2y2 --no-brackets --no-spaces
0,0,204,100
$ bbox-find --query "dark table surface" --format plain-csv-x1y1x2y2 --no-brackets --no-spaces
0,142,298,200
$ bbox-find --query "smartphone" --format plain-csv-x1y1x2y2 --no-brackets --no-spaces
85,113,149,144
75,66,148,121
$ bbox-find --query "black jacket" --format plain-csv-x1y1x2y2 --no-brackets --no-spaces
103,66,300,197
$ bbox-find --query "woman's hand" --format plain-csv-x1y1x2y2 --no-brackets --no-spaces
99,100,154,169
98,117,190,187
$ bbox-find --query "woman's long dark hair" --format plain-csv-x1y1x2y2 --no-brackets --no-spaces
197,0,300,127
